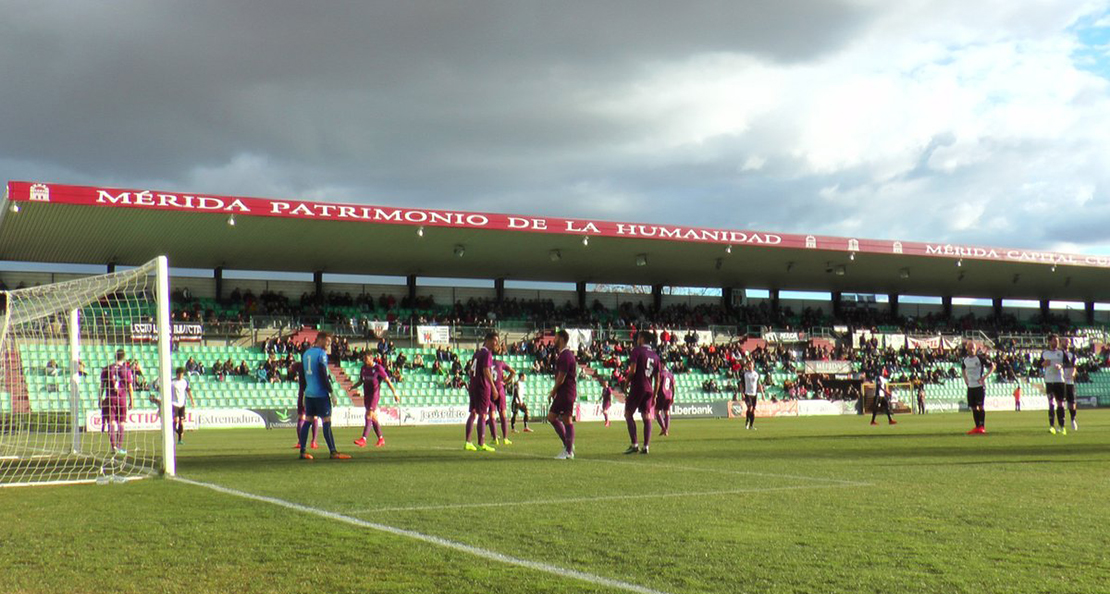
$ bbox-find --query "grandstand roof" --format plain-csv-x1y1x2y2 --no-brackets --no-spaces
3,180,1107,301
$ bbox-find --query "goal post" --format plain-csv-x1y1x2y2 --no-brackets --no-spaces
861,381,915,415
0,257,174,487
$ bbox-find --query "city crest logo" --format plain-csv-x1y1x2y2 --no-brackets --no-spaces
29,183,50,202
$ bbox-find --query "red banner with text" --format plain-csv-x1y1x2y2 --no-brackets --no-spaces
10,181,1109,268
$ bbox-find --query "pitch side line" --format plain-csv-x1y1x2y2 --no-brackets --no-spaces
175,476,676,594
347,482,860,514
428,446,870,487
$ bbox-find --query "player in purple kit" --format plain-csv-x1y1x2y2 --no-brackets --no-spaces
601,380,613,427
350,353,399,448
99,349,134,455
288,361,319,450
464,332,499,452
547,329,577,459
488,342,516,446
624,331,660,455
655,365,675,437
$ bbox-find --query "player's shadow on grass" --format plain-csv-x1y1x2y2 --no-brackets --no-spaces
874,458,1110,467
176,452,550,471
622,442,1110,463
701,432,992,441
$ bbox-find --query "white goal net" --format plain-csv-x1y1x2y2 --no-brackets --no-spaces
0,257,174,487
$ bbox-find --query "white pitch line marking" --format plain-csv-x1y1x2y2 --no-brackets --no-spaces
347,482,860,514
427,446,870,487
176,476,676,594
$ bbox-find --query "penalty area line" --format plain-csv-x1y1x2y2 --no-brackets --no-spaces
174,476,676,594
347,482,862,514
428,446,871,487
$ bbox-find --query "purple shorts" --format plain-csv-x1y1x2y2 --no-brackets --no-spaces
106,398,128,423
655,394,673,412
625,390,653,415
364,392,381,411
549,394,575,417
469,389,491,413
489,390,506,412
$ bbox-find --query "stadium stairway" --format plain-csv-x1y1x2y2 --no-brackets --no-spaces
288,327,320,346
740,338,766,351
3,346,31,414
329,361,359,406
811,338,834,350
579,362,626,403
283,327,359,403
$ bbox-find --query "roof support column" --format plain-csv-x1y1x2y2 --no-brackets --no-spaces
942,295,953,319
652,284,663,312
576,281,586,311
106,263,116,274
993,297,1003,319
770,289,780,312
889,294,900,319
832,291,843,319
313,271,323,301
1040,299,1050,320
722,287,734,312
214,267,224,304
495,278,505,304
1086,301,1096,325
407,275,418,303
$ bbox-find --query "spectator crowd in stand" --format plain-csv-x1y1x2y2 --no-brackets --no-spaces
160,290,1110,399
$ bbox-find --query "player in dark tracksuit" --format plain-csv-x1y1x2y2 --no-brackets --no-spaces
869,373,897,426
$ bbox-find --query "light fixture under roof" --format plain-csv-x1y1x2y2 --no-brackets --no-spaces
417,226,424,237
957,258,962,267
8,203,18,213
899,268,910,279
582,236,589,247
849,252,855,261
227,215,236,226
635,254,648,267
454,245,465,258
725,245,732,254
549,249,562,262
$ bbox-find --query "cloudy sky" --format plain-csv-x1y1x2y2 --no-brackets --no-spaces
2,0,1109,253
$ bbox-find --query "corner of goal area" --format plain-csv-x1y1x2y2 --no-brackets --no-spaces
171,475,678,594
356,446,872,514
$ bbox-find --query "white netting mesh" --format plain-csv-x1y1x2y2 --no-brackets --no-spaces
0,259,170,486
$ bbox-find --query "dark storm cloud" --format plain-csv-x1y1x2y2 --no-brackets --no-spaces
0,0,870,182
1,0,1107,253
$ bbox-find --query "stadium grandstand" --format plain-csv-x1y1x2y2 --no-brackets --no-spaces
4,180,1109,594
3,180,1110,422
6,4,1110,593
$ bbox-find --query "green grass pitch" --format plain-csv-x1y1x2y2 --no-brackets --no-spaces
3,410,1109,594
